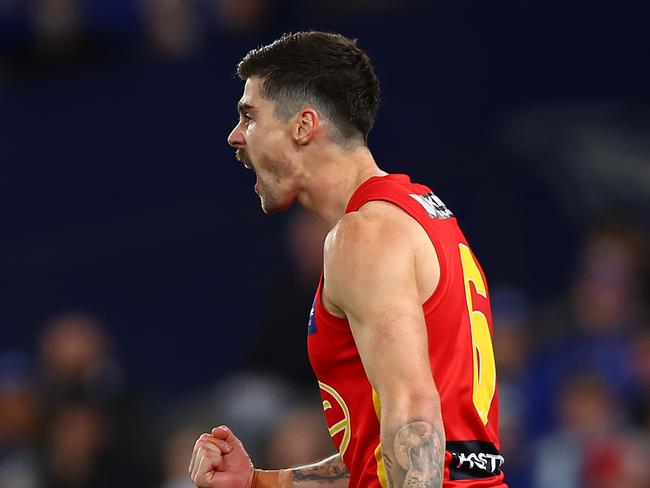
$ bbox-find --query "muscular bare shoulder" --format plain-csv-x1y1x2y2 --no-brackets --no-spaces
326,201,407,255
322,201,436,317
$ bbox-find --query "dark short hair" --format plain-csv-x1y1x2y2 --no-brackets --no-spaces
237,31,380,145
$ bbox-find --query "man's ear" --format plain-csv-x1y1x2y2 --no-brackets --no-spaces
294,108,320,145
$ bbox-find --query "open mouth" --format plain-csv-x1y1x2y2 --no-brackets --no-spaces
236,150,254,170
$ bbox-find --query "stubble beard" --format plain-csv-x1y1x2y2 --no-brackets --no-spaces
237,149,294,214
258,183,285,214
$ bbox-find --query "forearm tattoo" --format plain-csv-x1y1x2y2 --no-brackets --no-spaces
292,454,350,485
384,421,444,488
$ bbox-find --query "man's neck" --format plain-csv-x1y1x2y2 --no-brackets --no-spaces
297,145,387,227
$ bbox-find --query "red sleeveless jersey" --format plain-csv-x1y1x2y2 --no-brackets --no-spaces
307,174,507,488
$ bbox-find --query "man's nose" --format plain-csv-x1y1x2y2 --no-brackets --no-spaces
227,125,244,148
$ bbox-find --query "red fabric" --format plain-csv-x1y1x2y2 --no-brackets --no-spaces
307,174,507,487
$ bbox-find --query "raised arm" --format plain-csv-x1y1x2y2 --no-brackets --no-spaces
322,203,445,488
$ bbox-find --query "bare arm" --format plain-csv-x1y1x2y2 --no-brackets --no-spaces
291,454,349,487
323,204,446,488
252,454,348,487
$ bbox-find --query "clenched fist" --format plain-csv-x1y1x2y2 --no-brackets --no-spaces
189,426,254,488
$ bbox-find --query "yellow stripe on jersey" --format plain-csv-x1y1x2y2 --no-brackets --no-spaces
372,388,389,488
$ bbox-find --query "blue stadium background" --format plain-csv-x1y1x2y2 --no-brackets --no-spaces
1,2,649,487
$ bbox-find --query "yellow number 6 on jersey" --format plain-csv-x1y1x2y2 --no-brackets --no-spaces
459,243,496,425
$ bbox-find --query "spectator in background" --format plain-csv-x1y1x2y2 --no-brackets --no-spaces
160,425,203,488
37,312,161,488
581,435,650,488
142,0,200,59
38,313,121,407
533,373,650,488
264,403,335,469
1,0,109,79
529,222,649,435
210,0,271,36
491,286,532,488
247,208,330,389
0,351,41,488
25,0,105,72
30,0,83,54
44,400,113,488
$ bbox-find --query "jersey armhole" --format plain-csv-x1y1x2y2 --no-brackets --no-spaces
315,273,350,328
355,196,450,316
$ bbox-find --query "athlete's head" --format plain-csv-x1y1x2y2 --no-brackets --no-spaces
227,31,380,213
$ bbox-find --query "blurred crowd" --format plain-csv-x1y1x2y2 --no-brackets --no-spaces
495,222,650,487
0,0,421,86
2,210,649,488
2,2,650,488
0,0,282,88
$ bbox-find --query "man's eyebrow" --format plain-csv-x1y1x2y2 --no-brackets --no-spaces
237,102,256,114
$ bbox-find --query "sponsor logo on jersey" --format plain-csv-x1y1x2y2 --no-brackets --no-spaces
447,440,504,480
307,296,317,335
319,381,351,457
409,192,454,219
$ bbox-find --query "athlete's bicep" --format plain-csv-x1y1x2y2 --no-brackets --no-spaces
324,208,445,487
324,209,435,400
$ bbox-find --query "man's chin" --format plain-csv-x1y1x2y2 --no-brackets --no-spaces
259,196,294,215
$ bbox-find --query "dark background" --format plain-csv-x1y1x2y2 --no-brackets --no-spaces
1,2,649,487
2,1,646,396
